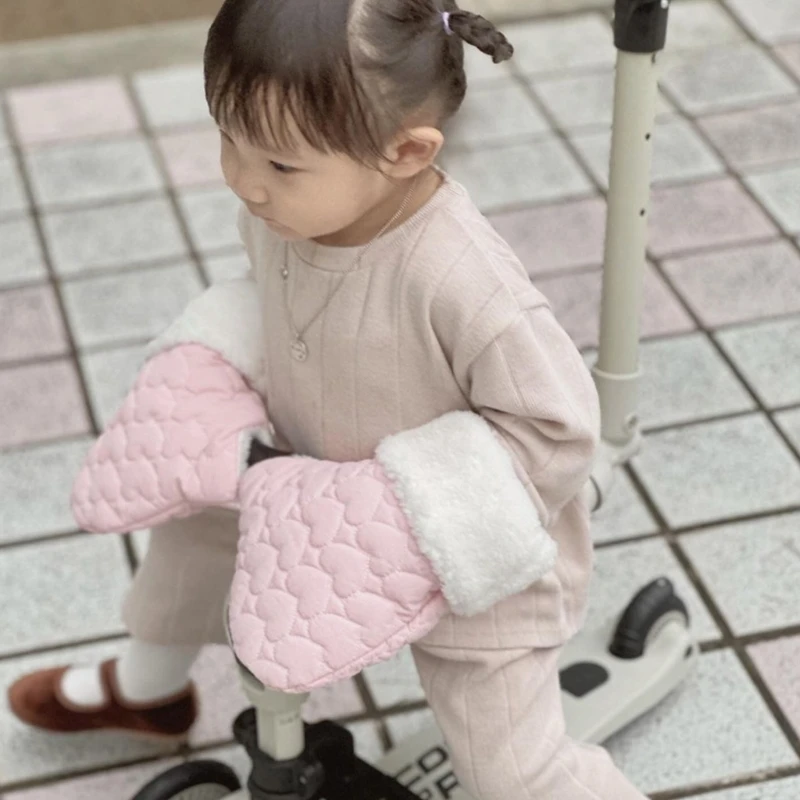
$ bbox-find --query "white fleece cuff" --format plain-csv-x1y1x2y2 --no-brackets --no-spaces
146,279,266,390
375,411,557,617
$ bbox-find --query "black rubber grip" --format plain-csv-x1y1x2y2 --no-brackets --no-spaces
614,0,670,54
247,438,292,467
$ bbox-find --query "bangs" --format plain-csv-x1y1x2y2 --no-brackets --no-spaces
204,0,386,161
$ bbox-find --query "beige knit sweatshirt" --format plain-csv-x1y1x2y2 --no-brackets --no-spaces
153,173,600,649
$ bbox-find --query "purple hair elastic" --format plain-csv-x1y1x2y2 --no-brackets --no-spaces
442,11,453,35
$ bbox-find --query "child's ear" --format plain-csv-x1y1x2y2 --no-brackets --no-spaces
383,126,444,178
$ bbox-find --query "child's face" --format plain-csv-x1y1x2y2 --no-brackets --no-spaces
220,121,397,245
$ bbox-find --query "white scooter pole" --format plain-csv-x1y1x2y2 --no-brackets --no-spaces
586,0,671,510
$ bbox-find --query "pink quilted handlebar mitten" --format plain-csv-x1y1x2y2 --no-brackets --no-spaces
71,343,273,534
229,410,560,693
230,456,447,692
230,456,449,693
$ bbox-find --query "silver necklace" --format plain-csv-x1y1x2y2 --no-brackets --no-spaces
281,175,420,362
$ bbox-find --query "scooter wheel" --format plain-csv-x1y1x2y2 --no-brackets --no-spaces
609,577,689,660
131,760,241,800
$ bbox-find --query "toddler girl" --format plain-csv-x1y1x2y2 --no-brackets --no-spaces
10,0,645,796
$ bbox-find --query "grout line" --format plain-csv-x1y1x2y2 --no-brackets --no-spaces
593,530,665,550
122,533,139,576
0,349,77,373
0,632,128,666
653,230,795,262
738,622,800,649
181,739,237,758
0,233,238,293
43,250,198,285
4,182,201,216
0,528,89,553
640,408,760,436
704,307,800,338
671,504,800,535
720,151,800,179
594,496,800,550
651,764,800,800
0,431,93,456
353,672,394,752
593,501,800,549
0,752,186,795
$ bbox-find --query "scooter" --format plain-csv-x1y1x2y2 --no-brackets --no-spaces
132,1,695,798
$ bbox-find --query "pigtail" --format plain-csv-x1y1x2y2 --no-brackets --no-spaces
446,9,514,63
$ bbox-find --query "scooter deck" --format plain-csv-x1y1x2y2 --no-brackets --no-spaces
561,618,697,744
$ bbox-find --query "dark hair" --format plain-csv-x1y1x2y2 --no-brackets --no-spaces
204,0,514,163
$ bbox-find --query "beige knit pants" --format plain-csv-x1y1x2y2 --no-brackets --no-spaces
125,511,646,799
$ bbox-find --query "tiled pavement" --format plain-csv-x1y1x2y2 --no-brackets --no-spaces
2,1,800,797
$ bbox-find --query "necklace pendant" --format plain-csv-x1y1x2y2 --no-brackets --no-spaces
281,267,289,280
290,337,309,362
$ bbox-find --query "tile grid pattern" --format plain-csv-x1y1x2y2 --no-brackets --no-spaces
3,2,800,798
629,13,800,792
615,8,800,791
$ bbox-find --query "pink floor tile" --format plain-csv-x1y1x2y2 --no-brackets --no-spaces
157,128,223,187
0,360,89,448
776,43,800,80
0,285,68,363
749,635,800,736
489,195,607,275
648,177,778,257
537,265,695,349
5,759,181,800
663,240,800,328
7,77,139,146
700,100,800,170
